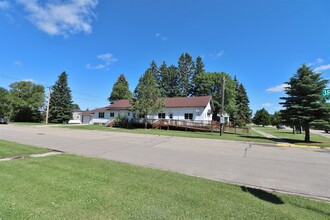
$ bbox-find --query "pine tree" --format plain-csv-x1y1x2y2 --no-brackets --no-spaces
191,56,205,96
280,64,330,142
108,74,132,103
235,81,252,125
49,71,73,123
149,60,159,79
178,53,195,97
132,69,164,128
158,62,181,97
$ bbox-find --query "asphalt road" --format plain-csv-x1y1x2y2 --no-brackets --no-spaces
1,125,329,201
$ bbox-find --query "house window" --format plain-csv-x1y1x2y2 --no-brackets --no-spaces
110,112,115,117
184,113,193,120
158,113,165,119
128,112,130,116
99,112,105,118
169,113,173,119
133,113,136,118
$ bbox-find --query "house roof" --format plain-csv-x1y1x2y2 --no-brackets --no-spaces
164,96,212,108
107,99,130,109
80,105,111,115
106,96,212,110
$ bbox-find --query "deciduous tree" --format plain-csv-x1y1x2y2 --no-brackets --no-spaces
253,108,271,126
8,81,45,122
0,87,10,116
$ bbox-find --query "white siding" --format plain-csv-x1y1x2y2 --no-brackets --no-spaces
147,104,212,122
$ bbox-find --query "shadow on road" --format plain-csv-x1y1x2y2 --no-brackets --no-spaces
241,186,284,205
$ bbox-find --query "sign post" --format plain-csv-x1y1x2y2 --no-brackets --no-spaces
322,88,330,97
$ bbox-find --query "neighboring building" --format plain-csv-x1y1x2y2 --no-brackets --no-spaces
68,109,83,124
83,96,214,124
81,110,94,124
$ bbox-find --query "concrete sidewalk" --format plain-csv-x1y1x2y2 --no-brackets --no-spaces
250,127,286,142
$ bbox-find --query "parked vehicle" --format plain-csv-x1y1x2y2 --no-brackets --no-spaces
0,116,8,124
276,124,286,129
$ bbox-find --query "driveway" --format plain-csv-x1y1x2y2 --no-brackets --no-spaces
1,125,329,201
310,129,330,139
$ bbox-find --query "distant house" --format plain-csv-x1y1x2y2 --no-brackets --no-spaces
82,96,214,124
68,109,83,124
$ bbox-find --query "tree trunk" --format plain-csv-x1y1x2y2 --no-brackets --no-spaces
304,127,310,142
293,125,296,134
144,115,147,129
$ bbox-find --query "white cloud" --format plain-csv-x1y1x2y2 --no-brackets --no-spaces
314,64,330,73
265,83,289,93
155,33,168,41
97,53,118,65
210,50,224,59
14,60,23,66
0,1,10,10
17,0,98,36
316,58,324,64
261,103,273,107
86,53,118,70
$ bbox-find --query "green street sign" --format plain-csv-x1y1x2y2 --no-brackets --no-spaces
322,88,330,97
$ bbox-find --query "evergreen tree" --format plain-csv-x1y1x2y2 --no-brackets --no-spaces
108,74,132,103
132,69,164,128
280,64,330,142
253,108,271,126
191,56,205,96
149,60,159,79
8,81,45,122
236,83,252,125
158,62,181,97
178,53,195,97
49,71,73,123
158,61,168,97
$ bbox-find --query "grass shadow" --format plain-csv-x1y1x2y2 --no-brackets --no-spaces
241,186,284,205
241,135,277,143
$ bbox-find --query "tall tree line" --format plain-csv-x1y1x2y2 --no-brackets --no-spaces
124,52,252,124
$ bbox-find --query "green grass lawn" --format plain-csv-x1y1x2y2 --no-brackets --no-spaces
253,126,330,148
0,140,50,159
61,124,275,144
0,141,329,219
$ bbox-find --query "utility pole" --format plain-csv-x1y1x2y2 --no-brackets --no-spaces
45,87,51,124
220,76,225,136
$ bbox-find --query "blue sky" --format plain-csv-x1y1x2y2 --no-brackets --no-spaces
0,0,330,114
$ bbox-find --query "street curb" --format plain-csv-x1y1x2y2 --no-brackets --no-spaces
276,143,321,149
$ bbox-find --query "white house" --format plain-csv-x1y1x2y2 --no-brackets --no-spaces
82,96,214,124
68,110,83,124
